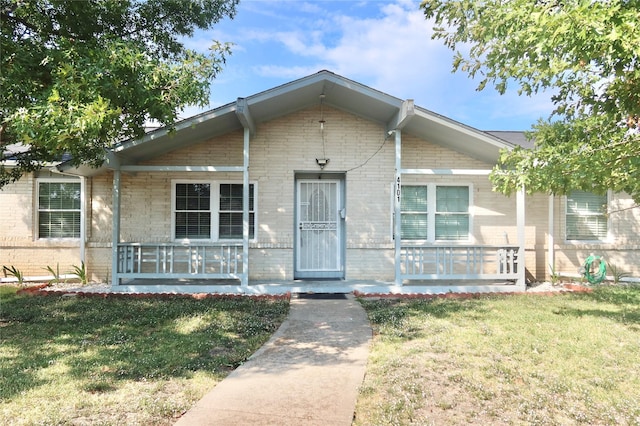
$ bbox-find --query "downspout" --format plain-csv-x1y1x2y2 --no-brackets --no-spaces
236,98,254,288
242,127,250,287
80,176,86,264
548,194,555,278
111,169,121,286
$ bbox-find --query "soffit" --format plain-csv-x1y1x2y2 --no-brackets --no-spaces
109,71,404,166
58,70,516,175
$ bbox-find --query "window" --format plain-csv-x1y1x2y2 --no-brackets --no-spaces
173,181,255,241
566,191,608,241
174,183,211,239
435,186,469,241
400,186,428,239
218,183,255,239
38,180,81,238
400,184,470,241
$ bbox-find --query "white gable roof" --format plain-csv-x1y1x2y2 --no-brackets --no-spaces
60,70,516,176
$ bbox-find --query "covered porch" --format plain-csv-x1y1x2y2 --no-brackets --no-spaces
67,72,528,293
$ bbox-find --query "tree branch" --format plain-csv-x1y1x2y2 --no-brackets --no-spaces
0,9,60,39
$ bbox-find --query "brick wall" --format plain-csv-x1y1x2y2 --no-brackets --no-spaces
551,192,640,280
0,173,34,243
0,173,85,277
3,104,640,283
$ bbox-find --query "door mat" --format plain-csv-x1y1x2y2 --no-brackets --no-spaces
296,293,348,300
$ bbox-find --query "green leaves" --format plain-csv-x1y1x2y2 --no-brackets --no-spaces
422,0,640,201
1,0,238,184
490,118,640,200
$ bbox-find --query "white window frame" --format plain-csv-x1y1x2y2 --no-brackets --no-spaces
171,180,257,243
396,182,473,243
36,178,83,240
433,184,473,242
564,190,611,243
172,180,213,242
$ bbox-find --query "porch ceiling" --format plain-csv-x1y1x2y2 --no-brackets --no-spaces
58,70,515,176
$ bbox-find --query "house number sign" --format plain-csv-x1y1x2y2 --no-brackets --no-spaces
396,177,401,202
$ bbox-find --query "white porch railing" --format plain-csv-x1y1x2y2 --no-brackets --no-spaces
116,243,244,281
400,245,520,280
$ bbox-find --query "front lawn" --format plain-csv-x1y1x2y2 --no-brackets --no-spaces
355,286,640,425
0,287,289,425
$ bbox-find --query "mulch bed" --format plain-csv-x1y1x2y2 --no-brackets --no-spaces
14,283,291,300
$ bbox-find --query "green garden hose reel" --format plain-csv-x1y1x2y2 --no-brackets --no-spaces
581,255,607,284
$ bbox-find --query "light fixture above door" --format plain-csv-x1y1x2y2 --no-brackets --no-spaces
316,158,329,169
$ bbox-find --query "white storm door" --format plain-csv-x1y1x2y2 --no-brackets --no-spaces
296,180,342,276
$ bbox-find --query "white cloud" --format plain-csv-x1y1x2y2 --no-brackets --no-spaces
255,64,328,79
245,1,463,100
327,3,437,75
185,0,555,130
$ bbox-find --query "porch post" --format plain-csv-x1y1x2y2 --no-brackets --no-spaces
394,130,402,285
111,169,121,286
516,186,526,288
242,127,250,287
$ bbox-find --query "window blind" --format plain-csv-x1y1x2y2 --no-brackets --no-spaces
566,191,607,240
38,181,81,238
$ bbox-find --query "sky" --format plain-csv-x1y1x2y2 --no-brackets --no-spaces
181,0,556,131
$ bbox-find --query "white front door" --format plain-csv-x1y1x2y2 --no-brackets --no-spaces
295,179,344,279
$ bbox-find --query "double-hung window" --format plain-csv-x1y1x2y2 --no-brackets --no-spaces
218,183,255,239
173,181,255,241
38,180,82,239
435,186,470,241
400,184,470,242
400,186,428,240
566,190,608,241
174,183,212,240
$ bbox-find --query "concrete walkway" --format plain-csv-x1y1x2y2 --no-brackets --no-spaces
174,294,372,425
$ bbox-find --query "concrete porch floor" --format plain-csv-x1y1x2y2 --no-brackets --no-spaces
109,278,524,295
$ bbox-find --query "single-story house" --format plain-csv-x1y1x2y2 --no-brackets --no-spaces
2,71,638,294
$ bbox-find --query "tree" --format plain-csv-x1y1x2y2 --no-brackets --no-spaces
421,0,640,201
0,0,238,186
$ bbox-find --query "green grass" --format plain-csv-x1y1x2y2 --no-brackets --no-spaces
355,286,640,426
5,285,640,425
0,286,289,425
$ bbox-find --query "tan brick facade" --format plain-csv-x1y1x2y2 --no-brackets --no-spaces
2,105,639,283
551,193,640,280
